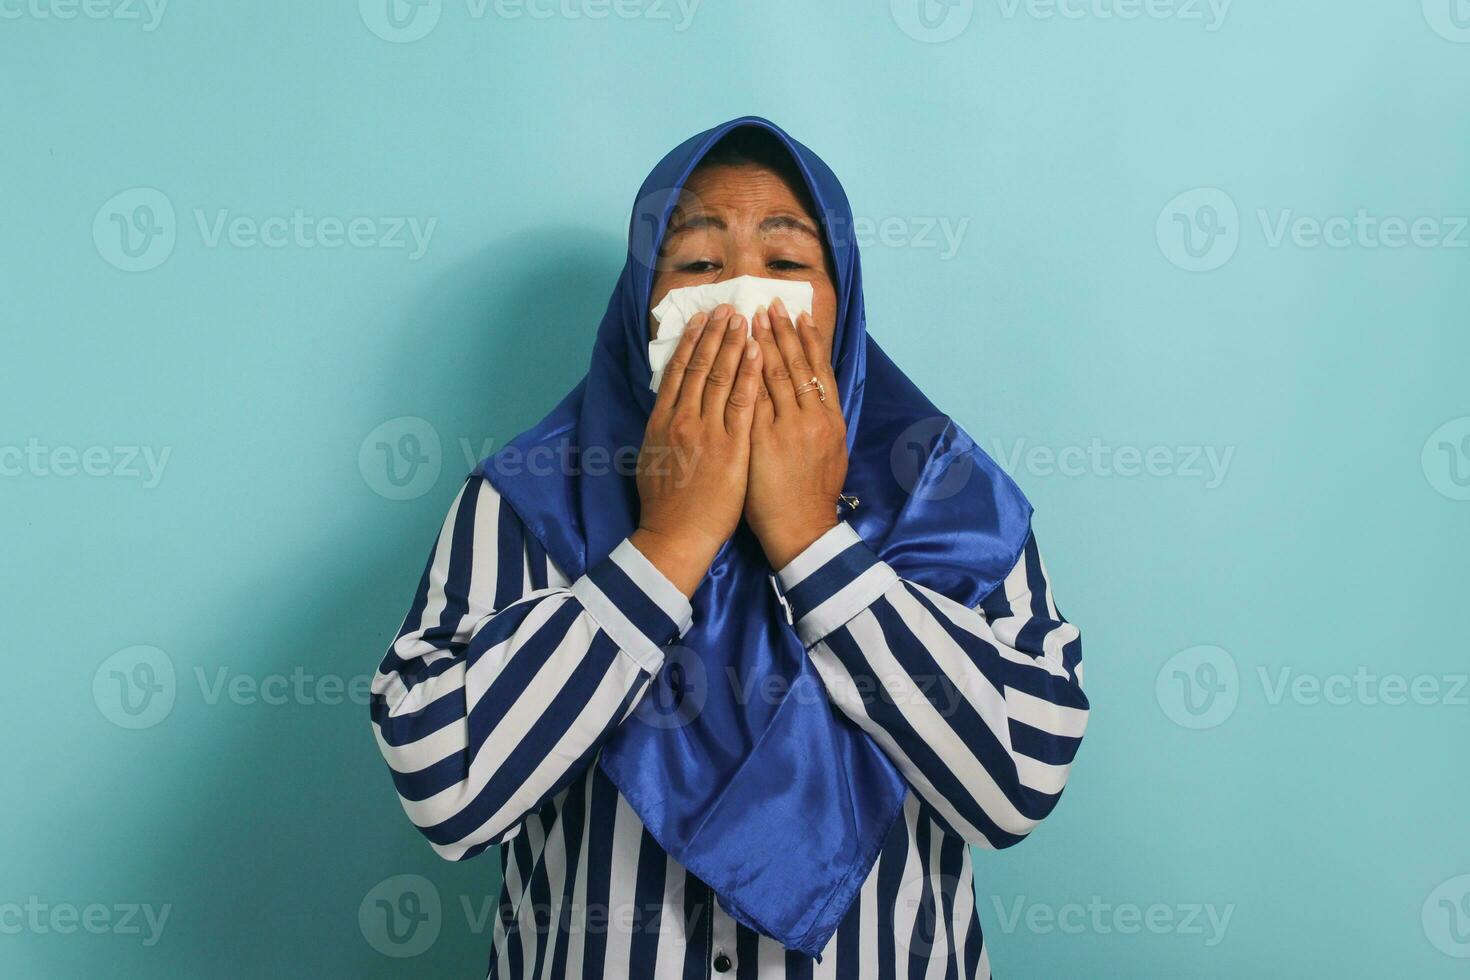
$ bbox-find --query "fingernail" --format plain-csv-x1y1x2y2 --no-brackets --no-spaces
687,320,704,337
729,314,745,331
771,297,787,318
713,303,733,318
745,339,758,358
754,309,770,332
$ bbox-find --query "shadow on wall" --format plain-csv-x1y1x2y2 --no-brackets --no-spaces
134,228,626,977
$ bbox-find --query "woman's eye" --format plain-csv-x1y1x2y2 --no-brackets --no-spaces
768,260,806,271
680,260,719,273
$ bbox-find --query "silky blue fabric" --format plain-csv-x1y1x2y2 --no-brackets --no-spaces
476,117,1033,957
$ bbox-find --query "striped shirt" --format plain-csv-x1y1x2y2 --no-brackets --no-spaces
371,475,1088,978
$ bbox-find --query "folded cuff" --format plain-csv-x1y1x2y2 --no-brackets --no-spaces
775,523,899,647
571,538,693,673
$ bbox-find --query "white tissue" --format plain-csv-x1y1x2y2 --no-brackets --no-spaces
648,276,815,392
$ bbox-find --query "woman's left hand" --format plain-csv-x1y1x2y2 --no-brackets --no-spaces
745,297,849,570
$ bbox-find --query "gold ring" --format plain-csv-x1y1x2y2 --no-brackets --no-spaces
794,376,827,402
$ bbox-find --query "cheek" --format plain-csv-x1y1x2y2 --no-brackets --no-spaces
648,273,689,339
649,277,670,326
650,267,691,314
812,279,839,334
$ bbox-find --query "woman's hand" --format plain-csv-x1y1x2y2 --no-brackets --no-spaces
745,297,849,570
631,305,763,598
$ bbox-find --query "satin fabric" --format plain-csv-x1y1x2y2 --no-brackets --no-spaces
476,117,1033,957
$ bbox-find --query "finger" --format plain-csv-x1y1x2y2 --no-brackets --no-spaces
653,313,708,415
724,338,762,436
676,304,734,415
770,297,820,410
753,383,775,432
701,312,748,421
753,304,798,417
795,312,840,410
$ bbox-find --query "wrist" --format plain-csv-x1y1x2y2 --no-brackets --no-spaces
756,515,839,572
629,525,721,599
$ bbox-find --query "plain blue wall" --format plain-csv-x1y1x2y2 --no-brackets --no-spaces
4,1,1468,976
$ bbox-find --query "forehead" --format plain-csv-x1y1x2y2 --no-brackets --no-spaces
675,163,816,220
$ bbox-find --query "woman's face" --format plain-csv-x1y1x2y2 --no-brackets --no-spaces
650,163,838,349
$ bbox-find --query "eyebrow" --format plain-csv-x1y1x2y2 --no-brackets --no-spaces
664,213,821,241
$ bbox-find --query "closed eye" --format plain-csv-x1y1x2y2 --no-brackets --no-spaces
768,259,806,271
679,260,720,273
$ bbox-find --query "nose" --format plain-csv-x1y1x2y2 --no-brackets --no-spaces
722,242,765,282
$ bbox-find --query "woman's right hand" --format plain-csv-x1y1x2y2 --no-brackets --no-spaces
631,304,763,598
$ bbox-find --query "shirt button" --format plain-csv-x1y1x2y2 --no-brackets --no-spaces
713,951,732,972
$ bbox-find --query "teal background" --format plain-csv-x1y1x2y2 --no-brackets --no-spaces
4,1,1468,976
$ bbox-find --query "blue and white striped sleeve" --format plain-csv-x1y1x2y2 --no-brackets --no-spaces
776,522,1089,848
369,474,691,861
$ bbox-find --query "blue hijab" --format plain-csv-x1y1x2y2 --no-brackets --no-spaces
478,117,1032,957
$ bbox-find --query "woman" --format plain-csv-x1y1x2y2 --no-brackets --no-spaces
370,118,1088,978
